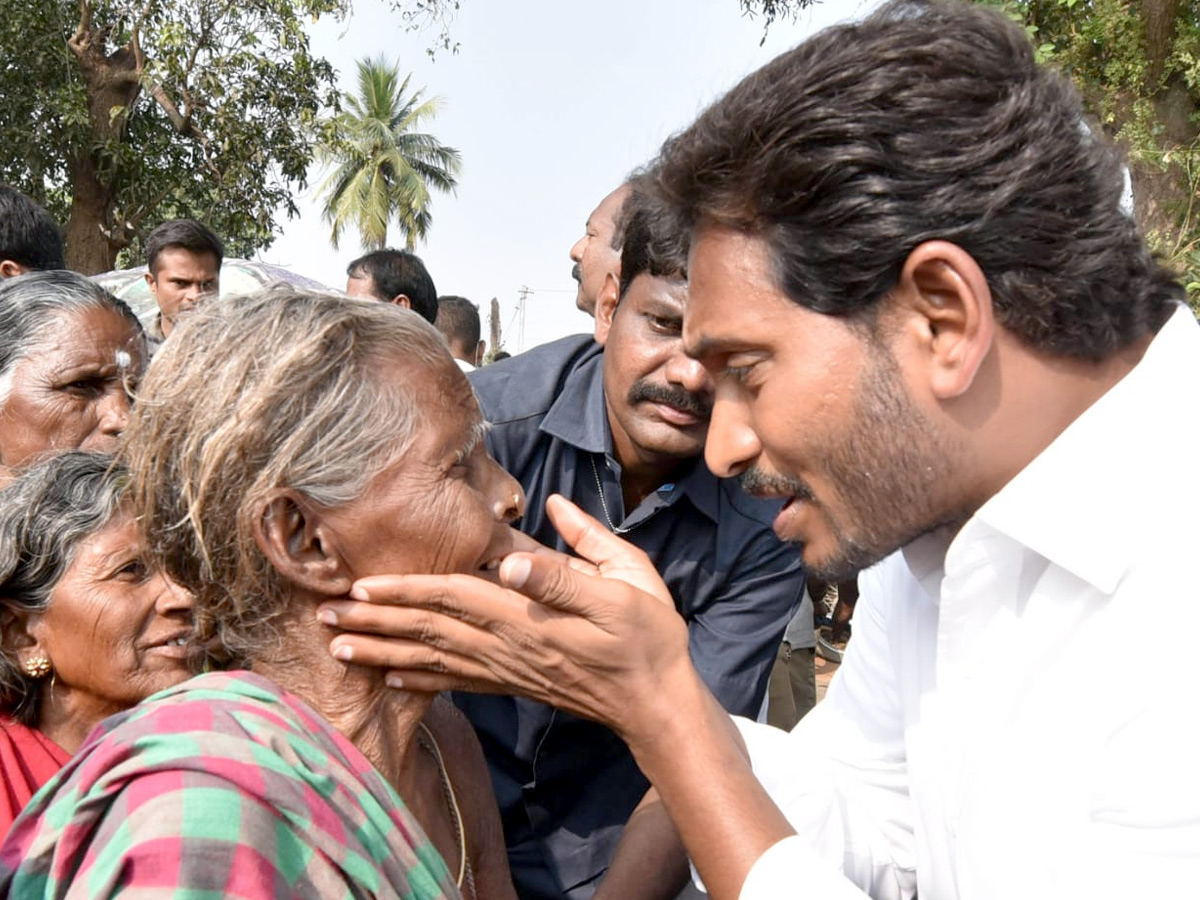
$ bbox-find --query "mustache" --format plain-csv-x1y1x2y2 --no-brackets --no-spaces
739,466,814,502
571,263,582,284
628,380,713,420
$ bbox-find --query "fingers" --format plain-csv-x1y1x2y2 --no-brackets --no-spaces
328,630,497,692
545,495,665,594
321,593,554,697
348,573,522,627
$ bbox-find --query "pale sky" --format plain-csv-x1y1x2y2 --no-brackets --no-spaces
261,0,882,352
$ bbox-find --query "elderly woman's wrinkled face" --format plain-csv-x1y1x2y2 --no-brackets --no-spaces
0,307,144,470
320,360,526,579
28,509,196,721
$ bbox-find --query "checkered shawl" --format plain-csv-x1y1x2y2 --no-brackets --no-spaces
0,671,460,900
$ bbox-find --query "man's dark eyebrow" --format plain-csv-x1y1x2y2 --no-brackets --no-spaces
642,295,685,316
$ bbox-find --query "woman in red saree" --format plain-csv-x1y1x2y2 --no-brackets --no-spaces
0,451,196,833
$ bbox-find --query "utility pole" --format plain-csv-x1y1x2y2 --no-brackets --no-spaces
516,286,531,352
488,297,501,354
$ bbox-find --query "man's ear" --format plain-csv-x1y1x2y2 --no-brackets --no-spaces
143,271,158,296
253,492,352,597
475,340,486,366
390,293,413,310
0,260,27,279
893,240,994,400
593,272,620,345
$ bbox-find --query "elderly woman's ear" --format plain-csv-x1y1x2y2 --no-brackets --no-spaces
254,492,354,598
0,608,43,671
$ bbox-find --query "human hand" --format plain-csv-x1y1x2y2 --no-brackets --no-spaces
318,494,690,738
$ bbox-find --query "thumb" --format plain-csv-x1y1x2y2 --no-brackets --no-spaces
545,493,671,605
545,494,654,570
499,551,599,616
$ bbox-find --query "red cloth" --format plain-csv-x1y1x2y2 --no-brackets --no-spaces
0,717,69,836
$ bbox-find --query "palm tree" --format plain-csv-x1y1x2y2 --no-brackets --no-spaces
318,57,461,251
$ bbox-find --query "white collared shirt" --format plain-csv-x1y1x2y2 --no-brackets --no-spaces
735,306,1200,899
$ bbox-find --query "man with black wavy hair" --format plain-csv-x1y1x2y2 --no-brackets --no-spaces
346,248,439,323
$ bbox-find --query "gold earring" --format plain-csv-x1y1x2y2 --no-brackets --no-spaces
23,656,51,679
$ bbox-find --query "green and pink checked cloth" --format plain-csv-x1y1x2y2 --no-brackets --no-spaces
0,671,460,899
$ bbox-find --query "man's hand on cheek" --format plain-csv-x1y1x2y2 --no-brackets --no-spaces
316,495,691,737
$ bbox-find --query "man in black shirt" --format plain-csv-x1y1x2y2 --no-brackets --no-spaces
458,189,805,900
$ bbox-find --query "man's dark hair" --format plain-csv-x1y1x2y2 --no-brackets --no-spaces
434,295,481,348
347,249,438,323
145,219,224,276
0,185,64,272
653,0,1182,361
618,183,690,299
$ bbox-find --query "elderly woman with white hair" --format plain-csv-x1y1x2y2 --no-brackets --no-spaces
0,288,524,900
0,271,144,484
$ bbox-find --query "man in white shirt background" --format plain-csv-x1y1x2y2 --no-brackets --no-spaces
434,294,485,371
319,1,1200,898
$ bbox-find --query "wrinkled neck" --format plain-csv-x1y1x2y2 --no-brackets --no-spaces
250,592,433,783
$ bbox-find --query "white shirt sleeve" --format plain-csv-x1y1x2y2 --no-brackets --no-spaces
739,836,871,900
730,555,924,900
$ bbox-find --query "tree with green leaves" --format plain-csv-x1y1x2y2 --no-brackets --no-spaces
0,0,347,274
979,0,1200,310
392,0,819,54
317,57,461,251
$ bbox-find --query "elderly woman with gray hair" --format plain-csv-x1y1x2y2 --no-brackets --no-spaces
0,288,524,899
0,271,145,484
0,451,195,834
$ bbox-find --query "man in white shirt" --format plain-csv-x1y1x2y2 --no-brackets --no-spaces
434,294,485,370
318,2,1200,898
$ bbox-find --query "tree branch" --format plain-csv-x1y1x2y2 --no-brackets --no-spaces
147,81,222,181
68,0,93,58
129,0,156,71
121,184,175,233
147,80,192,133
146,83,208,186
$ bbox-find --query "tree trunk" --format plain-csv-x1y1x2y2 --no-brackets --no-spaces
1129,0,1197,244
64,155,118,273
63,18,142,273
1141,0,1181,86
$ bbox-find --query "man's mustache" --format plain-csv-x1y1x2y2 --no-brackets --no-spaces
571,263,582,284
628,380,713,420
739,467,814,502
